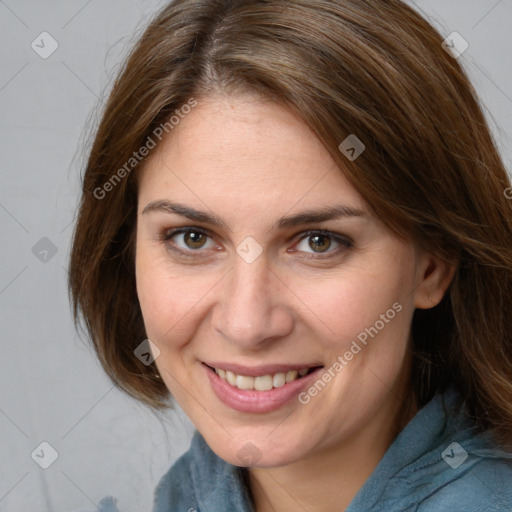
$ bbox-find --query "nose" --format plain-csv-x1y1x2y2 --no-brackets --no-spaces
211,255,294,349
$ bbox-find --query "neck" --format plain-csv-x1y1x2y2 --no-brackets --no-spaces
246,387,417,512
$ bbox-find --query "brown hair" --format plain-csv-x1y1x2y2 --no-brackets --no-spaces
69,0,512,447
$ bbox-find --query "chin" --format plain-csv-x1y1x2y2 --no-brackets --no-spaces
203,429,312,468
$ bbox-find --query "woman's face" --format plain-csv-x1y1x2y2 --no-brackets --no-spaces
135,94,439,467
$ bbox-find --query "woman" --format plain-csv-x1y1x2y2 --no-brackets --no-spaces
69,0,512,510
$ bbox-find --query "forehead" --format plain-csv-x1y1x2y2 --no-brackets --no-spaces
137,94,367,217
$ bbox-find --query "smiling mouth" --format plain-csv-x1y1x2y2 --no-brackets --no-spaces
205,364,322,391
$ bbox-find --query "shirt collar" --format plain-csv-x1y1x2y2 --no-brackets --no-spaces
189,430,253,511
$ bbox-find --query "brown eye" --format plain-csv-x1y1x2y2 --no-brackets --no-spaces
308,234,332,253
294,230,353,257
183,231,207,249
161,228,216,254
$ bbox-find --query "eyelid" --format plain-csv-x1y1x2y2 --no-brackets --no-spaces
158,226,353,257
161,226,213,241
291,229,353,255
159,227,218,255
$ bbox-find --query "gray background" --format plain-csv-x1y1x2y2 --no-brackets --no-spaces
0,1,511,511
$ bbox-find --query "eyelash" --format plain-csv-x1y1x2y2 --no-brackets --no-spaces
157,227,353,259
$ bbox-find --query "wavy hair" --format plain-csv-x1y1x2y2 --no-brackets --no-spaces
69,0,512,447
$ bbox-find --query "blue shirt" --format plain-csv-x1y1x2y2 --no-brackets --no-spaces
90,387,512,511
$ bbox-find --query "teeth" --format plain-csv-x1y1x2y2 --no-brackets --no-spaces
286,370,298,382
254,375,274,391
236,375,254,389
214,367,312,391
273,373,286,388
226,370,236,386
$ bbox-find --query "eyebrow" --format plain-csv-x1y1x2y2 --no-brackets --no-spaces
141,200,366,229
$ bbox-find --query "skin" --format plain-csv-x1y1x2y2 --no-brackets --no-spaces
135,93,456,512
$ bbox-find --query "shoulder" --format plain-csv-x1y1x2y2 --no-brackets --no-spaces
151,434,197,510
415,455,512,511
374,441,512,511
392,392,512,512
152,429,252,511
348,387,512,512
77,431,251,512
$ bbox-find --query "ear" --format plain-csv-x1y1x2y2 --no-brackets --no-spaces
413,249,458,309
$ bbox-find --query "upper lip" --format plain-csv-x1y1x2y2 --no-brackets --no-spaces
203,361,323,376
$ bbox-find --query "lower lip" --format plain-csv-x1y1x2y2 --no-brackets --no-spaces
203,363,324,413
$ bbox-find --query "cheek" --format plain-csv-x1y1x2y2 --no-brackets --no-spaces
135,250,216,345
293,246,416,370
295,270,406,348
